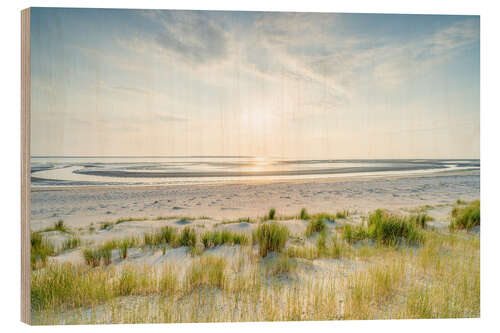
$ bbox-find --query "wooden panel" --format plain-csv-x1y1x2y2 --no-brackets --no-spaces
21,7,31,325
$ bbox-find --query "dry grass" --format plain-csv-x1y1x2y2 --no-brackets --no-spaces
450,200,480,230
31,207,479,324
255,222,289,257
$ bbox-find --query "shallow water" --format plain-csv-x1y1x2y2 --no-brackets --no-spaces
30,156,479,187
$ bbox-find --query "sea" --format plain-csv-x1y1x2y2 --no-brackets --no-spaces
30,156,480,187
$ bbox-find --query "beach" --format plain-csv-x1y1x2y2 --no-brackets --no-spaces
31,170,480,232
30,169,480,324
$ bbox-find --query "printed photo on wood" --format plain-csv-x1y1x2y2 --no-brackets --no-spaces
21,7,480,325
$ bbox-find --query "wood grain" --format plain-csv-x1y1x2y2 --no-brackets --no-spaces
21,7,31,325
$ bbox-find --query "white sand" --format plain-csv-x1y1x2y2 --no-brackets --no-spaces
32,170,479,268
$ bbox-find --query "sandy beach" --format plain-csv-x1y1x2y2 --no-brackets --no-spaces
29,169,480,324
31,170,480,231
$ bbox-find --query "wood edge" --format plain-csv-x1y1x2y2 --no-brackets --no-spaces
21,7,31,325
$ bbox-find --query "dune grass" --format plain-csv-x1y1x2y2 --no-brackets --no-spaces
255,222,289,257
40,219,68,233
407,213,434,229
31,232,55,269
287,233,346,260
31,221,479,324
83,247,112,267
335,210,350,219
61,237,81,252
449,200,480,230
184,257,227,292
179,227,197,248
305,217,327,237
342,210,425,245
31,204,479,324
201,230,249,248
267,208,276,220
299,208,310,220
143,226,178,248
264,255,297,278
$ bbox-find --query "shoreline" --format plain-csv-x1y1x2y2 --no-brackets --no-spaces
31,168,479,192
30,170,480,231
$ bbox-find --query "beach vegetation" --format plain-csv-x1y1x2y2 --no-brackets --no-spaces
41,219,68,233
265,255,297,278
267,208,276,220
407,213,434,229
201,230,249,248
299,208,310,220
335,210,350,219
305,217,326,237
83,244,113,267
184,256,227,292
450,200,480,230
342,210,424,245
179,227,197,248
61,237,81,252
255,222,289,257
100,222,114,230
31,219,479,324
31,232,55,269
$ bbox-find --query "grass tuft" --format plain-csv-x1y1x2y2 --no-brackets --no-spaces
342,209,424,245
267,208,276,220
184,256,227,292
299,208,310,220
201,230,249,248
305,217,326,237
265,255,297,278
41,219,68,233
31,232,55,269
179,227,197,248
450,200,480,230
61,237,81,252
255,223,289,257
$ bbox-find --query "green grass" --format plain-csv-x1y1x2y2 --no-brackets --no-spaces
267,208,276,220
407,213,434,229
100,222,114,230
83,246,112,267
450,200,480,230
61,237,81,252
115,217,148,224
215,217,256,227
179,227,197,248
316,231,327,251
342,210,425,246
31,219,479,324
335,210,350,219
201,230,249,248
255,222,289,257
41,219,68,233
305,217,327,237
31,232,55,269
341,224,370,244
143,226,178,248
299,208,310,220
367,210,424,245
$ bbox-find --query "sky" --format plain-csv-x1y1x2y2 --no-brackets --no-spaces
30,8,480,159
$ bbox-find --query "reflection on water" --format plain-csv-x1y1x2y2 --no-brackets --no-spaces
30,156,480,187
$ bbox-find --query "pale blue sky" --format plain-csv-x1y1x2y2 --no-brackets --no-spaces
30,8,480,158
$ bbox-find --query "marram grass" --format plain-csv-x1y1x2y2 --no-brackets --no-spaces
30,207,479,324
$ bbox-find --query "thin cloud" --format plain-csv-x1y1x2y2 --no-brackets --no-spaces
149,11,228,65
